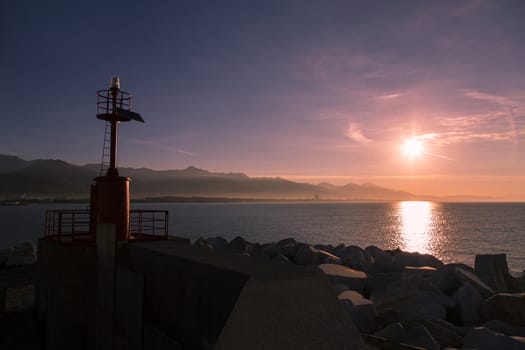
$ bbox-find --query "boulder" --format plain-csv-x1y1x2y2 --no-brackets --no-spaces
193,237,211,249
430,264,460,295
422,318,464,349
318,249,341,265
276,237,296,246
402,325,440,350
6,254,36,266
270,254,289,263
374,322,407,342
4,285,36,312
393,251,444,269
338,290,371,305
279,243,299,260
11,242,35,256
483,293,525,326
331,283,349,294
365,271,404,295
292,245,341,265
206,236,228,251
259,243,280,258
404,266,438,283
294,244,321,265
484,320,525,337
228,236,247,254
519,271,525,292
339,245,372,271
372,270,455,307
463,327,525,350
475,254,520,293
318,264,367,292
4,242,37,267
365,246,397,273
455,266,495,298
365,246,394,265
333,243,347,257
385,247,402,256
519,273,525,293
338,290,376,332
371,286,453,323
391,299,447,323
452,282,483,326
314,244,336,255
0,248,9,266
404,265,437,272
373,323,439,350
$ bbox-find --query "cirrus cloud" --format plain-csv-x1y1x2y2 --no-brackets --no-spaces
346,123,372,144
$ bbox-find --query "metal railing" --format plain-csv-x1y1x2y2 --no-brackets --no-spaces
45,209,169,243
129,209,169,240
44,210,92,243
96,89,132,115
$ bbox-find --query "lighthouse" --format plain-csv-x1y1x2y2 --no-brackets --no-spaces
90,76,144,241
39,77,170,349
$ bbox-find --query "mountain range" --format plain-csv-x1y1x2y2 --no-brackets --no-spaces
0,154,484,202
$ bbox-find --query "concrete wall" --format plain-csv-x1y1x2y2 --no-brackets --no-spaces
127,241,368,350
126,243,249,349
38,238,368,350
37,239,96,350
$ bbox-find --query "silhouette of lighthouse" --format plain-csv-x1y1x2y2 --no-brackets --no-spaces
90,76,144,241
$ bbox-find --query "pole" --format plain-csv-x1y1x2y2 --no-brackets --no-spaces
108,88,119,176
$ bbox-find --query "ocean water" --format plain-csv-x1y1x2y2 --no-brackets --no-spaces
1,201,524,274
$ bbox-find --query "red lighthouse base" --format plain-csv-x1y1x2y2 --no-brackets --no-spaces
90,175,130,241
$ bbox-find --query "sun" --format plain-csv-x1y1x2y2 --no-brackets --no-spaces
402,137,424,159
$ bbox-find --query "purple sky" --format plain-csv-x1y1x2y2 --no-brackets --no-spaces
1,1,524,196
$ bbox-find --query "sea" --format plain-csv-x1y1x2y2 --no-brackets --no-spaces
1,201,524,275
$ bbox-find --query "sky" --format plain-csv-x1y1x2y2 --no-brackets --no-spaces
1,0,525,198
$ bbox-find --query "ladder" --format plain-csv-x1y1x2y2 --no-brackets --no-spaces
99,121,111,176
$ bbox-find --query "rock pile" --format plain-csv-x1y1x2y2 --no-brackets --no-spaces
0,242,36,267
194,236,525,349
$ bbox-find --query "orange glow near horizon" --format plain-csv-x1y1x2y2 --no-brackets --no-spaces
252,174,525,199
399,201,433,254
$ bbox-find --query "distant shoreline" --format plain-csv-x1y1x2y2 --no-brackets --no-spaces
2,197,524,205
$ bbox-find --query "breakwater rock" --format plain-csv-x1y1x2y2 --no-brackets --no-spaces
194,236,525,349
0,242,36,267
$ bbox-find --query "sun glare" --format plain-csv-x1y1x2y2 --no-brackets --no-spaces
402,138,424,159
398,201,433,254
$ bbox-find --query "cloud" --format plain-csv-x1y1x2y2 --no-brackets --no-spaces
428,90,525,146
429,130,522,145
425,152,455,161
346,123,372,144
463,90,519,107
441,111,507,128
416,133,440,140
446,0,488,18
288,49,394,88
375,93,402,100
124,137,197,156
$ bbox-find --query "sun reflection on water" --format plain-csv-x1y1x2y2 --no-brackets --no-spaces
398,201,434,254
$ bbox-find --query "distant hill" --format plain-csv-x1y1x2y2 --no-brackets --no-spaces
0,157,98,198
0,154,31,173
0,154,427,201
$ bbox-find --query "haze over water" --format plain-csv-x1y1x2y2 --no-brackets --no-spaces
2,201,524,274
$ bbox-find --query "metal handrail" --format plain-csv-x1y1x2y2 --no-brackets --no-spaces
129,209,169,240
96,89,133,115
44,210,92,244
45,209,169,243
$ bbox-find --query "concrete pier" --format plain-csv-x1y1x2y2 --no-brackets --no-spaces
38,238,367,349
